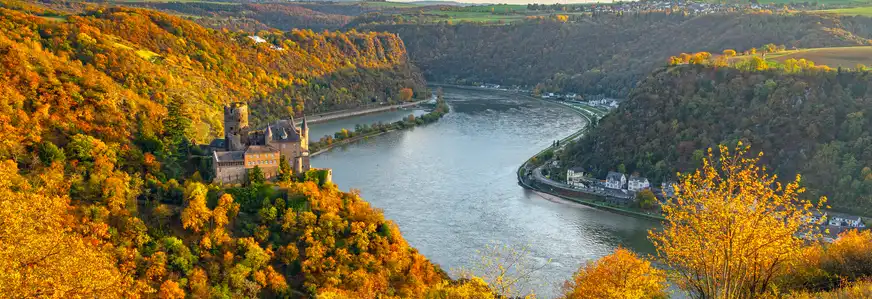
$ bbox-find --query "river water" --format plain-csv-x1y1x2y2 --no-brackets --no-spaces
310,87,659,297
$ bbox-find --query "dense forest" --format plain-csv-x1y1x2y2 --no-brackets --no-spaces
116,2,353,31
0,0,426,143
0,1,461,297
563,64,872,215
364,12,872,98
113,1,429,32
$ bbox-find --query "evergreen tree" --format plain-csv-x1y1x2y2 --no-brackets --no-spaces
248,166,265,186
278,155,293,182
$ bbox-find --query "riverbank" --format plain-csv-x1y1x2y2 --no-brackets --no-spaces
300,98,431,125
517,98,666,221
309,96,450,157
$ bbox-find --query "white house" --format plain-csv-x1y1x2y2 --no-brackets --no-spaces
829,216,865,228
605,171,626,190
566,166,586,188
661,181,677,198
627,175,650,192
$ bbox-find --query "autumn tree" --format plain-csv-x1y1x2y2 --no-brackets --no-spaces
561,248,666,299
399,87,414,102
649,143,825,298
181,182,211,233
0,160,126,297
425,278,495,299
456,243,547,298
158,280,185,299
723,49,737,57
212,193,238,231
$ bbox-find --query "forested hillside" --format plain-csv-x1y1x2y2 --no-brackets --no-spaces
119,2,353,31
0,1,426,143
563,64,872,215
0,2,462,297
365,12,872,97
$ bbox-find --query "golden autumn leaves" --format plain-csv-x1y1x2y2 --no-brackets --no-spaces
0,160,126,297
561,143,828,298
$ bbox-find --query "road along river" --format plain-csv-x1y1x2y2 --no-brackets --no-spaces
309,87,660,297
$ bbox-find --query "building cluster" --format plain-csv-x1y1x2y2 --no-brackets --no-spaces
809,212,866,229
527,0,805,16
210,102,324,184
565,168,651,193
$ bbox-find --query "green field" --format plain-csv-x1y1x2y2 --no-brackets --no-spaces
816,6,872,16
461,4,528,13
431,10,527,22
362,1,426,8
107,0,239,4
765,46,872,67
727,46,872,68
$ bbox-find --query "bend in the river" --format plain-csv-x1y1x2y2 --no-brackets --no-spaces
310,87,659,298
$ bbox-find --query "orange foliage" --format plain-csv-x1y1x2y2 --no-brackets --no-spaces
561,248,666,299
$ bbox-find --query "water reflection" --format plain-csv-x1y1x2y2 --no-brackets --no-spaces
310,87,659,298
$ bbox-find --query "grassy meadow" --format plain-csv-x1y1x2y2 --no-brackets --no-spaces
817,6,872,16
763,46,872,68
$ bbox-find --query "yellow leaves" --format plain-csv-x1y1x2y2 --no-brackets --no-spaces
0,160,126,297
157,280,184,299
212,193,236,229
425,277,496,299
455,243,543,298
649,143,825,298
181,182,211,233
561,248,666,299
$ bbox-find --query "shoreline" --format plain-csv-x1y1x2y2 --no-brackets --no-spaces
510,91,666,221
299,99,430,125
310,129,395,157
309,96,448,157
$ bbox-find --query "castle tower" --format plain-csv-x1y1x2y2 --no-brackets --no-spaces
301,117,309,152
294,156,303,174
224,103,249,151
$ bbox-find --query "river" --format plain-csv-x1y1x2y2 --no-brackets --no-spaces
310,87,659,297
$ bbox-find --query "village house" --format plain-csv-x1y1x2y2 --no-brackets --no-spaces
566,166,586,188
661,181,677,198
605,171,626,190
627,175,650,192
829,216,866,228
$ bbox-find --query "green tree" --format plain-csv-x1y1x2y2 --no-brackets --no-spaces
248,166,265,186
38,141,66,165
162,97,191,178
636,189,657,210
278,155,292,182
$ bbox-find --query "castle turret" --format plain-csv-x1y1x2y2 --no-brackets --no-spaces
301,117,309,151
264,124,273,146
224,103,249,151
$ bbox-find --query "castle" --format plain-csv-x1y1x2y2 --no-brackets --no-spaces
211,102,311,184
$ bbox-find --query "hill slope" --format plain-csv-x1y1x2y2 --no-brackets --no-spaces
364,12,872,97
0,2,449,297
0,1,426,144
563,65,872,215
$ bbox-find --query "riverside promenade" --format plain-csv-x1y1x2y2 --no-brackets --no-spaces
516,98,666,221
